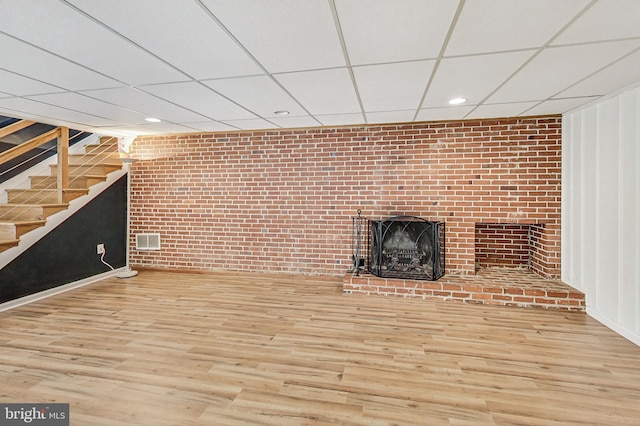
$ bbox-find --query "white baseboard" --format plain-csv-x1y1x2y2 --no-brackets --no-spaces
0,268,125,313
587,307,640,348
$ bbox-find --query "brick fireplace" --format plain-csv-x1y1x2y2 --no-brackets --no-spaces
130,115,567,306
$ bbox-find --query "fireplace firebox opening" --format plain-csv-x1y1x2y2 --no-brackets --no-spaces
474,223,549,276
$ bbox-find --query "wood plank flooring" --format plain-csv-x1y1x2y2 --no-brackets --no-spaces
1,270,640,425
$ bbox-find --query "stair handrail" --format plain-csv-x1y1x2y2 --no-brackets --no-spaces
0,126,61,165
0,120,36,140
0,125,68,204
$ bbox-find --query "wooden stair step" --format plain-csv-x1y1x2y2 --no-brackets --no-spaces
84,144,118,154
99,136,118,144
68,152,121,165
84,138,119,154
0,203,68,221
30,174,107,190
50,163,122,176
0,220,47,240
0,239,19,253
6,189,88,204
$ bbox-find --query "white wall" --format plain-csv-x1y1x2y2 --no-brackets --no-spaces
562,84,640,346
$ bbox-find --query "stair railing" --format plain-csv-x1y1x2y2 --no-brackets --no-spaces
0,120,119,222
0,124,69,203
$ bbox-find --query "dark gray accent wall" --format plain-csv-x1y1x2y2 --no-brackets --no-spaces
0,175,127,303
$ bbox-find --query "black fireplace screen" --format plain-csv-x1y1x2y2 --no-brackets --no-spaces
367,216,445,280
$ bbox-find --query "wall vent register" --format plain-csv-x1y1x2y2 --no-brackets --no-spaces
136,233,161,251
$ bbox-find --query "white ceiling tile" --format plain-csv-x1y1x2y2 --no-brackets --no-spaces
204,75,307,117
365,110,416,124
179,121,238,132
0,108,39,124
142,82,257,121
465,102,539,119
0,70,63,96
80,126,142,138
524,97,600,116
202,0,345,72
67,0,262,79
487,40,640,103
423,51,534,108
128,122,202,135
220,118,279,131
80,87,208,123
268,115,321,129
0,108,52,126
354,60,435,112
274,68,361,115
553,0,640,45
335,0,458,65
557,48,640,98
316,113,366,127
98,122,200,137
0,34,119,91
26,92,150,125
0,1,638,134
415,106,475,122
0,1,187,86
445,0,589,55
90,124,164,137
0,97,124,127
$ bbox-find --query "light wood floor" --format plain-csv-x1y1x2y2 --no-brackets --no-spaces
1,270,640,425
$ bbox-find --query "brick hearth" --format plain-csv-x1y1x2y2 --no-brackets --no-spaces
342,268,585,311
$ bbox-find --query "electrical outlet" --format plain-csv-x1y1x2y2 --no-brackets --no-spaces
97,244,105,255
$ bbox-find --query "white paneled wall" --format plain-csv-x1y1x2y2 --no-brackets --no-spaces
562,84,640,346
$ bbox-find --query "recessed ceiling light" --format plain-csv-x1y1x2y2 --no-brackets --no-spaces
145,117,162,123
274,110,290,116
448,98,467,105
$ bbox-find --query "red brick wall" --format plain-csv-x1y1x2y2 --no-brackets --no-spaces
128,116,562,278
529,223,561,278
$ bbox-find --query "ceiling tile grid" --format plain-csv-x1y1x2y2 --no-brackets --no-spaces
0,0,636,136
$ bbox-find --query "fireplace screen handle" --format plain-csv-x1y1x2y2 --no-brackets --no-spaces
352,209,365,275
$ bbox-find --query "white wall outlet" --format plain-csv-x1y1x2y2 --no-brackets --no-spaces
97,244,105,254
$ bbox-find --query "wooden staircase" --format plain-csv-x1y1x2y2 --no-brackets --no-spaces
0,136,122,253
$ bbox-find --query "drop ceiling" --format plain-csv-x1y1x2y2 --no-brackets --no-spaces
0,0,639,136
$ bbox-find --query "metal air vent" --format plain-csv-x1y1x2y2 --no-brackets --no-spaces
136,233,161,251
